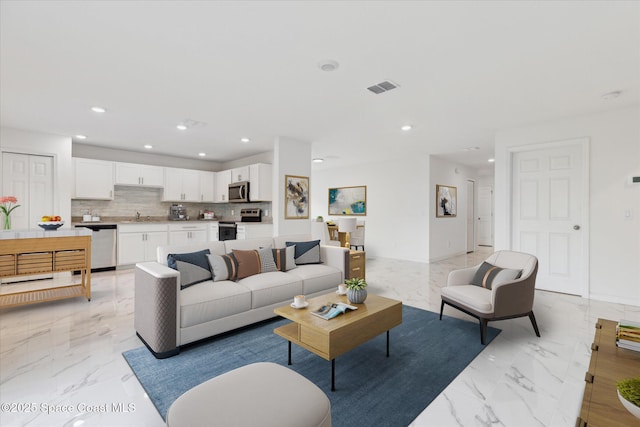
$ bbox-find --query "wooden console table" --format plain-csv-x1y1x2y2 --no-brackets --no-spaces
0,230,92,308
577,318,640,426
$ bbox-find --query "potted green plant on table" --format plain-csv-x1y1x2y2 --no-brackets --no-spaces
344,277,367,304
617,377,640,419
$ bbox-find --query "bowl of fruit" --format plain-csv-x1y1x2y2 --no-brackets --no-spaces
38,216,64,230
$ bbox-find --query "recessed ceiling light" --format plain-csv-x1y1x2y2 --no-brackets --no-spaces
488,158,495,162
198,152,206,157
601,90,622,100
318,60,339,72
75,134,87,140
312,158,324,163
91,106,106,113
401,125,412,131
176,124,187,130
144,144,153,149
240,138,250,143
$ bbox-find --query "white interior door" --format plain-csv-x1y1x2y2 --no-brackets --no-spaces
511,141,587,296
477,185,493,246
466,180,475,252
2,153,53,229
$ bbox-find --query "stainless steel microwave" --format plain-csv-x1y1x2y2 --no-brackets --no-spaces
228,181,250,203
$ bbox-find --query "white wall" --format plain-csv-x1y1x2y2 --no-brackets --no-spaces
494,106,640,305
1,127,73,227
429,156,479,261
312,156,430,262
273,136,312,237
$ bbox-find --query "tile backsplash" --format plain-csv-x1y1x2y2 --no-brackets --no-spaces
71,186,272,221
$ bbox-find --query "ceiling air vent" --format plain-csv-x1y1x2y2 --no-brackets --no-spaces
367,80,399,94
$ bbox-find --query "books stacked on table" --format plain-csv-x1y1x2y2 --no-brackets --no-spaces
617,319,640,352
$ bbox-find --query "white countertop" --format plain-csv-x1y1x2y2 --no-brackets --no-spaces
0,228,92,239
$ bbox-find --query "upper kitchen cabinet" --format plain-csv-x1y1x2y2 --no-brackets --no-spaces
230,166,249,183
199,171,215,202
72,158,114,200
215,170,231,203
163,167,200,202
249,163,272,201
115,162,164,187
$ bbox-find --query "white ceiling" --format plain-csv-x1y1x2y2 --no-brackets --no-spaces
1,1,638,172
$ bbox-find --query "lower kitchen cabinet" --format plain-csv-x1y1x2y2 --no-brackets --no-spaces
169,223,207,245
236,223,273,240
208,222,219,241
117,224,168,265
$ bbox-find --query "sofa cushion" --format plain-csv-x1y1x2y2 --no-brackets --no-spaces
287,264,343,295
286,240,321,265
167,249,212,289
470,261,521,290
237,272,303,309
180,280,252,328
207,253,238,282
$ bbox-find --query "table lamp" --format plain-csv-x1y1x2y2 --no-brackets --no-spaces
338,218,357,249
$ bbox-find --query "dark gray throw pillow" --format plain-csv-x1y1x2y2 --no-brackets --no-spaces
470,261,522,290
167,249,212,289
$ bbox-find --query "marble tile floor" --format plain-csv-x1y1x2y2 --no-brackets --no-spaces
1,247,639,427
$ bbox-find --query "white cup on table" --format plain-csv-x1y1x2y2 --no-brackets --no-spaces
294,295,306,307
338,284,347,294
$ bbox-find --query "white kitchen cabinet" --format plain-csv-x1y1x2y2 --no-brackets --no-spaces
249,163,272,201
236,223,273,240
198,171,215,202
230,166,249,183
208,222,220,241
169,223,207,245
115,162,164,187
73,158,114,200
163,168,200,202
117,223,168,265
215,170,231,202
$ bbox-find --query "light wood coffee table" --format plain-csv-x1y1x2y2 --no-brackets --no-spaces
274,292,402,391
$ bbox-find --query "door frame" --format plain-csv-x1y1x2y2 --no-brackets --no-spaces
466,179,476,253
505,137,590,297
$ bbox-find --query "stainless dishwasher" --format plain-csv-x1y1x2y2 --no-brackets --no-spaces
75,224,117,271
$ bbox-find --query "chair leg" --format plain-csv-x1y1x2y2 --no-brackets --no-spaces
529,312,541,337
439,300,444,320
479,319,488,345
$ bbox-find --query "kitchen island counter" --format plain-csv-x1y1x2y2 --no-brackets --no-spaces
0,230,92,308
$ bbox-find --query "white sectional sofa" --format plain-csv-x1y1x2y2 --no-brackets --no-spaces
134,234,348,358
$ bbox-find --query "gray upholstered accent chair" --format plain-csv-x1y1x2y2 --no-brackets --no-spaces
440,250,540,344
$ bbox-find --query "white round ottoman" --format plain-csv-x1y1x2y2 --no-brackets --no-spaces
166,362,332,427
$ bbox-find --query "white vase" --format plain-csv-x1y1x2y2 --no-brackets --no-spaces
618,389,640,419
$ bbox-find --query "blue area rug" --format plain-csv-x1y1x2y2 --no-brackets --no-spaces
123,306,500,426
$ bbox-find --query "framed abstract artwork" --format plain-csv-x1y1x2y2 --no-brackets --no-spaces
436,184,457,217
328,185,367,216
285,175,309,219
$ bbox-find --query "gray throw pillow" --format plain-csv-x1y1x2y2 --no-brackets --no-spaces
470,261,522,290
207,253,238,282
257,246,278,273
